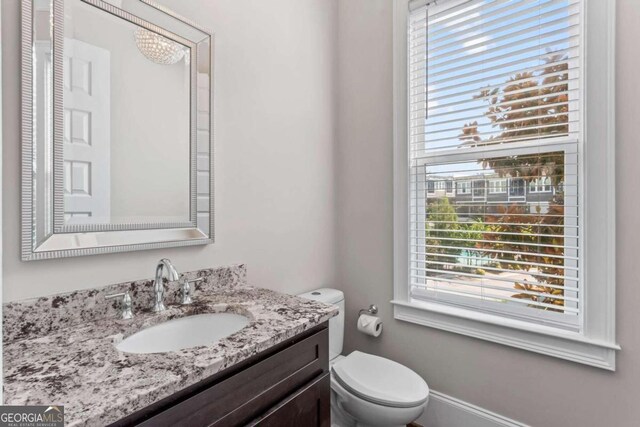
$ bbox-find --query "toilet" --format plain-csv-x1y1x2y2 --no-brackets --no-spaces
298,288,429,427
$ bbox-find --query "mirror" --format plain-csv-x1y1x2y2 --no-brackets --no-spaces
22,0,214,260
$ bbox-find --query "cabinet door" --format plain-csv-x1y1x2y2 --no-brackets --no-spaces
251,374,330,427
133,328,328,427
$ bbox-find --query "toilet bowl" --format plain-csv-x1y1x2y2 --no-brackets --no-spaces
298,289,429,427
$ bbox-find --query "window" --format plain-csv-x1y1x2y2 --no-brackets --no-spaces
457,180,471,195
428,179,454,197
489,179,507,194
427,180,435,194
508,177,526,198
407,0,581,329
394,0,617,369
471,179,486,200
530,176,553,193
445,180,454,194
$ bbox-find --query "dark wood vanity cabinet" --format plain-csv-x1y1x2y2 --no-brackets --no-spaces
251,374,330,427
110,323,330,427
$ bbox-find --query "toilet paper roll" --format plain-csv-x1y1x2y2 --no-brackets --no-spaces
357,314,382,337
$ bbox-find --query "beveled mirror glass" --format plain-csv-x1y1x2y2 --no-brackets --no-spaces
22,0,214,260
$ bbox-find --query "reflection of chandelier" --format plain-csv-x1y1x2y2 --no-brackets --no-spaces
134,27,188,65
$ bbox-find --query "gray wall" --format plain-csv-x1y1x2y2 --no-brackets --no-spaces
2,0,338,301
336,1,640,426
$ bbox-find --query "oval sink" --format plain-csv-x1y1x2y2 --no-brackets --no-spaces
117,313,250,354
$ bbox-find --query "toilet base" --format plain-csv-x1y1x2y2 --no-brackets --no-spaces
330,373,427,427
330,384,356,427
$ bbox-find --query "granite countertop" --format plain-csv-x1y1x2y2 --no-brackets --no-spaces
3,265,338,426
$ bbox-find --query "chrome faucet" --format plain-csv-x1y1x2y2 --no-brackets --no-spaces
106,291,134,320
152,258,179,312
180,277,203,305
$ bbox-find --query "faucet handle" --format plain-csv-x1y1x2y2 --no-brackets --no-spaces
180,278,203,305
106,291,134,320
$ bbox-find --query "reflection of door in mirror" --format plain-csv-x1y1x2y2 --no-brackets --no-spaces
63,38,111,225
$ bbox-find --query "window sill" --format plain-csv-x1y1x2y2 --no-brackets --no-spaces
390,299,620,370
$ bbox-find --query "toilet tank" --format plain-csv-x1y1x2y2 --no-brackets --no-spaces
298,288,344,361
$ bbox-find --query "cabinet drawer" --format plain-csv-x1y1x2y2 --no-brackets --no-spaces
137,328,328,427
249,373,330,427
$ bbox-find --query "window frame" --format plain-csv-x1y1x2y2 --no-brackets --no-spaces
508,177,526,200
393,0,619,370
529,176,553,193
426,180,436,195
457,180,471,195
488,178,507,194
471,179,487,201
445,179,454,196
417,143,580,330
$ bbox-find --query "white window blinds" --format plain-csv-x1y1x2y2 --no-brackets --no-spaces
408,0,582,330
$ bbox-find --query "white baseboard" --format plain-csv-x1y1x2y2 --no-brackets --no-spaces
418,390,529,427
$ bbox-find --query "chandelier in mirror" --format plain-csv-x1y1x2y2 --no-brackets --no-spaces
134,27,189,65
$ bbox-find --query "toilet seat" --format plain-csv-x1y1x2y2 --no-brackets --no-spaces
331,351,429,409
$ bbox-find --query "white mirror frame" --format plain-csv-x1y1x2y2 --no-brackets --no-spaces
21,0,215,260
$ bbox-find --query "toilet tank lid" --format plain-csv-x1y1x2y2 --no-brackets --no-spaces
298,288,344,304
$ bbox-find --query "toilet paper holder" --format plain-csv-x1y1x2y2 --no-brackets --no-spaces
358,304,379,316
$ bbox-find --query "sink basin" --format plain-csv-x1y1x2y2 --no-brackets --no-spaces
116,313,250,354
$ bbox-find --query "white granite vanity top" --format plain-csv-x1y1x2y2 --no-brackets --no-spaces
3,265,338,426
